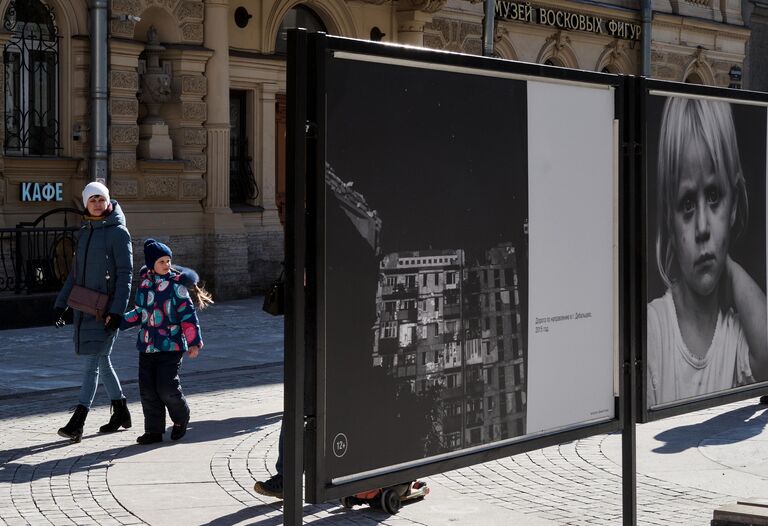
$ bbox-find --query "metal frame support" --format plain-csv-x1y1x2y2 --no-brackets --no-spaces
284,29,309,526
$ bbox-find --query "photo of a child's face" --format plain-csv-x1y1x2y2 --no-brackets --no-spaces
646,93,768,410
671,135,736,298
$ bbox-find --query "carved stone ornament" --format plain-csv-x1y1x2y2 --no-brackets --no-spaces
111,152,137,172
183,154,206,172
143,176,179,198
138,26,172,125
110,125,140,145
176,0,203,20
181,75,206,95
184,128,207,146
357,0,389,4
111,70,139,91
110,179,139,197
181,179,206,199
145,0,177,8
400,0,448,13
181,22,203,42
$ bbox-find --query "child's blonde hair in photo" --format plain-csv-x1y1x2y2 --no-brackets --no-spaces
655,97,749,288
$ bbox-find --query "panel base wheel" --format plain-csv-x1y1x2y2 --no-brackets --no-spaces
340,496,355,509
381,488,401,514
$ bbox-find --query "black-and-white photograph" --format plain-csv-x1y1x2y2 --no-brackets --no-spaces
645,95,768,408
322,56,529,480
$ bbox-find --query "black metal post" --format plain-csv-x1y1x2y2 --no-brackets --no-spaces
285,28,308,526
621,75,638,526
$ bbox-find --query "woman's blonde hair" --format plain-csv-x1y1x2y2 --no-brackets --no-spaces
655,97,748,288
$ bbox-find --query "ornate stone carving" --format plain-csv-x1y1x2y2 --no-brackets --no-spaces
139,26,172,124
110,19,136,38
110,126,140,145
110,179,139,197
184,128,206,146
182,179,207,198
181,22,203,42
145,0,178,8
111,152,137,172
112,0,141,12
181,75,206,95
182,102,206,121
109,98,139,117
357,0,389,3
176,0,203,20
183,154,206,172
110,71,139,91
144,176,178,198
400,0,447,13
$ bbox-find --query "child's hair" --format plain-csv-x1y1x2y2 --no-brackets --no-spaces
189,283,214,311
170,265,214,311
655,97,749,288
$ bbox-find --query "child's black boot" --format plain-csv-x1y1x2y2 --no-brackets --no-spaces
171,418,188,441
136,432,163,445
57,404,89,443
99,398,132,433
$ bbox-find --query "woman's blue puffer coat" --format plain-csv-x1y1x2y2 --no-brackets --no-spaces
55,200,133,355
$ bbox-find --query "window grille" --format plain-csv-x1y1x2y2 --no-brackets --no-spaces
3,0,60,156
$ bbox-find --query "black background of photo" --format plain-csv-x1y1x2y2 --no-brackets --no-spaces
323,57,529,480
646,96,767,303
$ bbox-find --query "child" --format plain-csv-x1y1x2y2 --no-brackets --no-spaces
647,97,768,407
120,239,213,444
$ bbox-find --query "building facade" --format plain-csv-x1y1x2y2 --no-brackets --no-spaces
0,0,754,301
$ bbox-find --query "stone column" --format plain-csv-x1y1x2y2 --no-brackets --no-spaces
163,47,211,203
396,0,447,46
204,0,231,212
109,39,143,201
202,0,249,299
256,83,281,226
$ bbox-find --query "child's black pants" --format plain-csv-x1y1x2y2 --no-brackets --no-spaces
139,351,190,434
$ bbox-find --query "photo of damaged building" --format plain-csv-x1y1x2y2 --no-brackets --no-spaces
372,244,526,451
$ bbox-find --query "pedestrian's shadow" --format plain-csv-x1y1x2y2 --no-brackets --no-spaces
0,411,283,483
198,500,400,526
652,403,768,453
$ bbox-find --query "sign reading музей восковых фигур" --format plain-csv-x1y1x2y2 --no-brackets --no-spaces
495,0,642,41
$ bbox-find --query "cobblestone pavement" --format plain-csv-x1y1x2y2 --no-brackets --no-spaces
3,360,768,525
3,297,768,524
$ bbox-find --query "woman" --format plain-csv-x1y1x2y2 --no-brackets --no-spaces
54,182,134,443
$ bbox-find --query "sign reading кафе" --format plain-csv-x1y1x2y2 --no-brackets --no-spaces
20,182,64,202
496,0,641,41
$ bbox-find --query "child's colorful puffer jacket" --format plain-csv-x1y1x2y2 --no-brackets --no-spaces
121,265,203,353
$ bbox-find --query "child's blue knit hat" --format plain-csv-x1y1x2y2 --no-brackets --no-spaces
144,238,172,269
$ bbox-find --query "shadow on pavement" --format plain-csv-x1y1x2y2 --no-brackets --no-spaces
199,501,397,526
0,412,283,483
652,403,768,453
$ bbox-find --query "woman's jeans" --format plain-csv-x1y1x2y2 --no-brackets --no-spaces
78,350,124,408
139,352,190,434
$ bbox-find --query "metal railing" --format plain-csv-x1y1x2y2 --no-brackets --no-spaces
0,207,80,293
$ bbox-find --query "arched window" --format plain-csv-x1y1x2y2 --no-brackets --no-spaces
274,5,326,55
3,0,60,156
685,72,703,84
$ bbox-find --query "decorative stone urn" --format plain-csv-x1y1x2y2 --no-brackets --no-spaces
137,26,173,160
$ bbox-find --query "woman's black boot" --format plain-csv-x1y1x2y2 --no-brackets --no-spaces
99,398,132,433
57,404,89,443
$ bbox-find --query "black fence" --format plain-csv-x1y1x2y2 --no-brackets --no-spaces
0,208,81,293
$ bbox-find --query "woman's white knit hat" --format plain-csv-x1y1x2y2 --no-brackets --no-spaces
82,181,110,208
